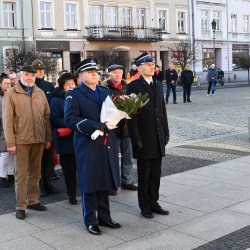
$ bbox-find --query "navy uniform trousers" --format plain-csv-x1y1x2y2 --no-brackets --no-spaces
82,191,111,226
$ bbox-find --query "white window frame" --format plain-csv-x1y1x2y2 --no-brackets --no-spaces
136,8,145,28
2,1,16,28
213,11,221,31
122,7,132,27
231,14,237,33
92,5,102,26
2,45,19,69
201,10,209,30
107,6,117,27
158,9,168,32
243,15,249,33
176,10,187,33
63,1,79,30
38,0,55,29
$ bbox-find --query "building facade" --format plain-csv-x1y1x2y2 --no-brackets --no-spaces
191,0,250,83
0,0,33,72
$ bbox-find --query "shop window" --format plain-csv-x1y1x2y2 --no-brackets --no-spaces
202,48,214,71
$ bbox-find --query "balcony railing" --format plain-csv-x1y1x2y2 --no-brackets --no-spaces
86,26,162,42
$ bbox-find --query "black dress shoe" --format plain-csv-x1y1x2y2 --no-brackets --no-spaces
109,190,117,196
69,196,77,205
141,209,154,219
121,182,138,191
187,100,192,103
27,203,47,211
151,206,169,215
16,210,25,220
87,225,101,235
98,219,121,229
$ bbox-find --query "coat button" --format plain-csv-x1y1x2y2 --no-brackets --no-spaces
108,146,110,149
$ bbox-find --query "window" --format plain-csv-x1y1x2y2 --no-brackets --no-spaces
243,15,249,33
65,3,77,30
202,48,214,71
213,11,221,31
177,11,186,33
231,14,237,33
107,7,117,27
158,10,167,32
123,8,132,27
2,2,16,28
136,9,145,28
40,1,53,29
201,10,209,30
92,6,102,26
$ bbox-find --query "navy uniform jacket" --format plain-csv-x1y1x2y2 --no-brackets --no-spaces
64,83,120,193
126,76,169,159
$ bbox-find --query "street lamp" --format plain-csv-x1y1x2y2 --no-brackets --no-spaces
211,19,216,65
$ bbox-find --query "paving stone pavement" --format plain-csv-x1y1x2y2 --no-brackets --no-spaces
1,86,250,249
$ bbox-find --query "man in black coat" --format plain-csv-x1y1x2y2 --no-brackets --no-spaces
180,66,194,103
165,64,178,104
126,53,170,219
32,59,58,197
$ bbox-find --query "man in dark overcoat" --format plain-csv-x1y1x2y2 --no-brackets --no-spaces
64,58,121,235
126,53,170,219
180,66,194,103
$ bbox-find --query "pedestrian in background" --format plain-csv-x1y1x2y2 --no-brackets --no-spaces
32,59,58,196
51,73,78,205
165,64,178,104
181,66,194,103
153,65,164,83
103,64,138,194
64,58,121,236
3,65,52,220
126,64,141,83
0,76,14,188
217,68,225,87
8,72,19,86
207,64,218,96
126,53,170,219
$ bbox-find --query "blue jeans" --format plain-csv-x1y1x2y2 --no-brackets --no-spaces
166,83,176,103
117,137,133,184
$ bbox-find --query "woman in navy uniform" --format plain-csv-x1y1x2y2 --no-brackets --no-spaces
126,53,170,219
64,58,121,235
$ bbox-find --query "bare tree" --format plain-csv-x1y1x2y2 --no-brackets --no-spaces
4,41,56,74
168,41,198,71
92,46,130,72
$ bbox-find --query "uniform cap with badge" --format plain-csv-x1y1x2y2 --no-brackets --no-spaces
32,59,45,69
75,58,98,73
134,52,155,67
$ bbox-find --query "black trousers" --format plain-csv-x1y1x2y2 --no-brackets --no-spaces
41,145,55,179
82,191,111,226
137,158,162,211
60,153,77,197
183,85,191,101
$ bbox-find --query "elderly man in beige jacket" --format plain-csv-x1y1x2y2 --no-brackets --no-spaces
3,65,52,220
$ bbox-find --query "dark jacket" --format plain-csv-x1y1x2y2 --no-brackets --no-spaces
153,70,164,83
181,70,194,86
35,77,55,105
126,76,169,159
51,89,74,155
218,69,224,78
102,78,129,137
64,83,120,193
165,68,178,84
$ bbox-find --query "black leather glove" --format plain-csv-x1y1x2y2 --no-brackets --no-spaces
117,119,126,129
94,122,108,133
